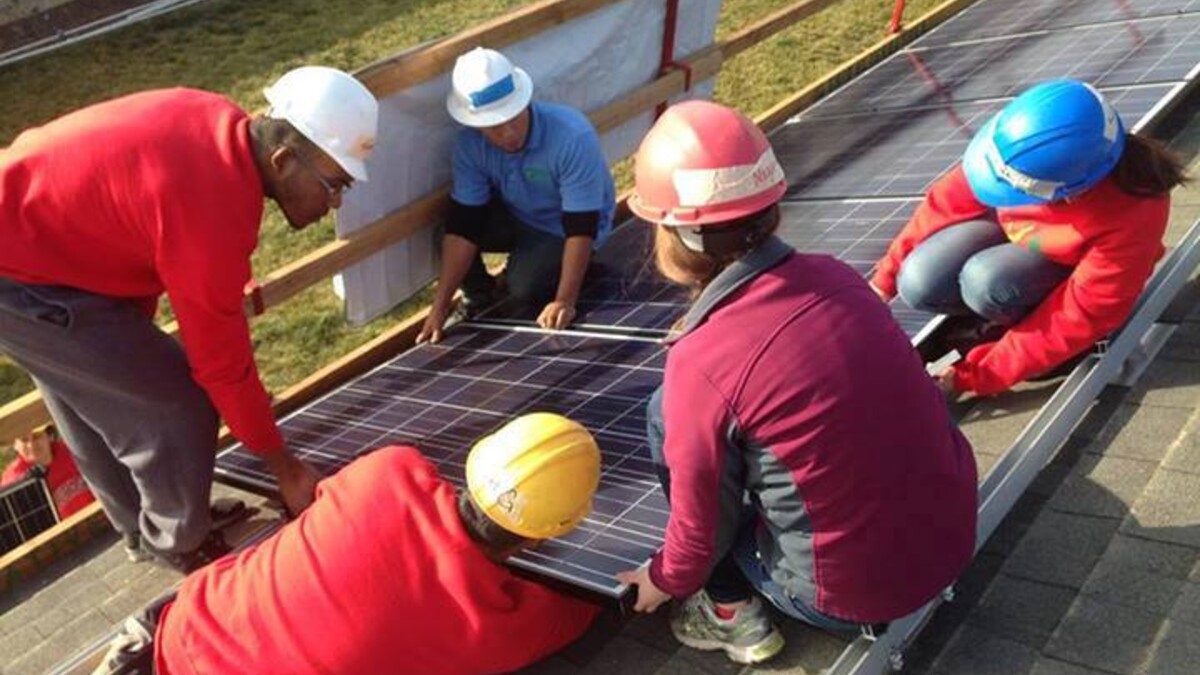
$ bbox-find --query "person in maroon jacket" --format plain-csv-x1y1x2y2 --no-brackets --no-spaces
94,413,602,675
1,424,94,519
616,101,978,665
0,66,378,572
872,80,1187,396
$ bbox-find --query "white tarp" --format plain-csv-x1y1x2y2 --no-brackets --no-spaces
335,0,721,324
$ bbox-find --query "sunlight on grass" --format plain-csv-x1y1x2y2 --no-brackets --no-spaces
0,0,943,407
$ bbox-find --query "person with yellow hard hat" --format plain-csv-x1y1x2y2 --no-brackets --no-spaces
0,66,378,573
94,412,603,675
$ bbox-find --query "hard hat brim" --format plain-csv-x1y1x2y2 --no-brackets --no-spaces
962,115,1046,209
446,67,534,128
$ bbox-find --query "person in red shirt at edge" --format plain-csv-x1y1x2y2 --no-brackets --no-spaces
615,101,978,665
1,424,94,519
0,66,379,572
871,79,1188,397
92,412,602,675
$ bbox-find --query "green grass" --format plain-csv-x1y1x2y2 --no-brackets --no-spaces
0,0,943,418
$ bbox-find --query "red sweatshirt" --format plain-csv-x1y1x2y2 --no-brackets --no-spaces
0,441,94,518
0,89,282,451
156,446,599,675
873,165,1168,395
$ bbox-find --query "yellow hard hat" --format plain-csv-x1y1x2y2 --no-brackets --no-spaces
466,412,601,540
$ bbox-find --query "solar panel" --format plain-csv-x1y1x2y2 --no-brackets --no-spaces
0,475,59,555
774,84,1176,200
808,14,1200,118
920,0,1200,47
216,327,668,597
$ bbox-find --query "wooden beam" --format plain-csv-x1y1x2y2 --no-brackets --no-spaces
0,390,48,446
719,0,842,59
358,0,623,97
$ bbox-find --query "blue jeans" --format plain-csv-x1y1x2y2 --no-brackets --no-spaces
461,202,566,309
896,219,1072,326
645,387,859,634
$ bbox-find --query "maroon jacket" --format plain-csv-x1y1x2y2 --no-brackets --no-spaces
648,237,977,623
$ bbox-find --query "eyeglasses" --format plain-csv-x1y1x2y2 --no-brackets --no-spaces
291,146,352,203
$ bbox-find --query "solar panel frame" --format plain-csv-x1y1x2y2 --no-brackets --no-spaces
0,475,59,556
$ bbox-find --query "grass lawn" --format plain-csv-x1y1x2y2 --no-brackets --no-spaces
0,0,943,432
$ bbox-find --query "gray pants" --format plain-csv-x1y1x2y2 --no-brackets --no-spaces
0,277,218,553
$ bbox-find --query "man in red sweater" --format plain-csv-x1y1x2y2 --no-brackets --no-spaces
94,413,603,675
0,66,379,571
0,425,94,519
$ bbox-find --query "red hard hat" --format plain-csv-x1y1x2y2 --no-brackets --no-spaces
630,100,786,227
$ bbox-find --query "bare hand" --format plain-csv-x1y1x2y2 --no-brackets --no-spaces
616,564,672,613
416,306,449,344
933,368,957,395
868,281,892,303
264,452,321,517
537,300,576,330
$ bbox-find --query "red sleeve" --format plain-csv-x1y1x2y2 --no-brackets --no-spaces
157,209,283,454
872,165,990,298
1,456,33,486
647,358,733,598
954,200,1168,395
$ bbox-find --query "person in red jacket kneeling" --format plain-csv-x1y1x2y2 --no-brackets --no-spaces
616,101,977,665
94,413,602,675
871,79,1187,396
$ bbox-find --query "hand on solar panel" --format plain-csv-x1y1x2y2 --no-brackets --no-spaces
616,563,672,612
932,368,957,396
416,305,450,344
536,299,576,329
868,281,892,303
262,450,321,516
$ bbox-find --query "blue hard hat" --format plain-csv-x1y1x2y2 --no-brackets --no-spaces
962,80,1126,207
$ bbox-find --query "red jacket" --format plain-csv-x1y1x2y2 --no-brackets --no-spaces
650,238,977,623
0,441,94,518
0,89,282,452
873,166,1168,394
156,446,598,675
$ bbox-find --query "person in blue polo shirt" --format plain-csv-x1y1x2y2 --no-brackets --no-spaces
417,47,616,343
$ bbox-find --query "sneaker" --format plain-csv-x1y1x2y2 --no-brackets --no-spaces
210,498,253,531
122,532,151,564
142,530,232,574
670,592,785,664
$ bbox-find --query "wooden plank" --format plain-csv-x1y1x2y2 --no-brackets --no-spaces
358,0,623,97
0,390,48,446
0,501,107,596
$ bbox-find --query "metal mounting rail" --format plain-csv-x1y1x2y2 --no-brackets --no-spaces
828,216,1200,675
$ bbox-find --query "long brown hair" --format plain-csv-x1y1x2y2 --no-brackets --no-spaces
653,204,781,295
1109,133,1188,196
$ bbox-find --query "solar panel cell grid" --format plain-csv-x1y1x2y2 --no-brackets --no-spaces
808,14,1200,118
216,329,667,597
920,0,1200,47
0,477,58,555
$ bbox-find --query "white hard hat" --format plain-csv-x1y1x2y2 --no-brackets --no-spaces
264,66,379,182
446,47,533,128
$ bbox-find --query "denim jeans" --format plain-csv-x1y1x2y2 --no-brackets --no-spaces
645,387,860,634
896,219,1072,326
460,202,566,309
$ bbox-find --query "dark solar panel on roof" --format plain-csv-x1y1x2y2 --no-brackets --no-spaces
0,476,59,556
807,14,1200,118
216,328,667,597
919,0,1200,47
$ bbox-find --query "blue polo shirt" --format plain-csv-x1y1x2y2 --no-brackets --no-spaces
451,101,615,245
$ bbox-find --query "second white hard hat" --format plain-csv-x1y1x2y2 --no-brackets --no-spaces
264,66,379,182
446,47,533,128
